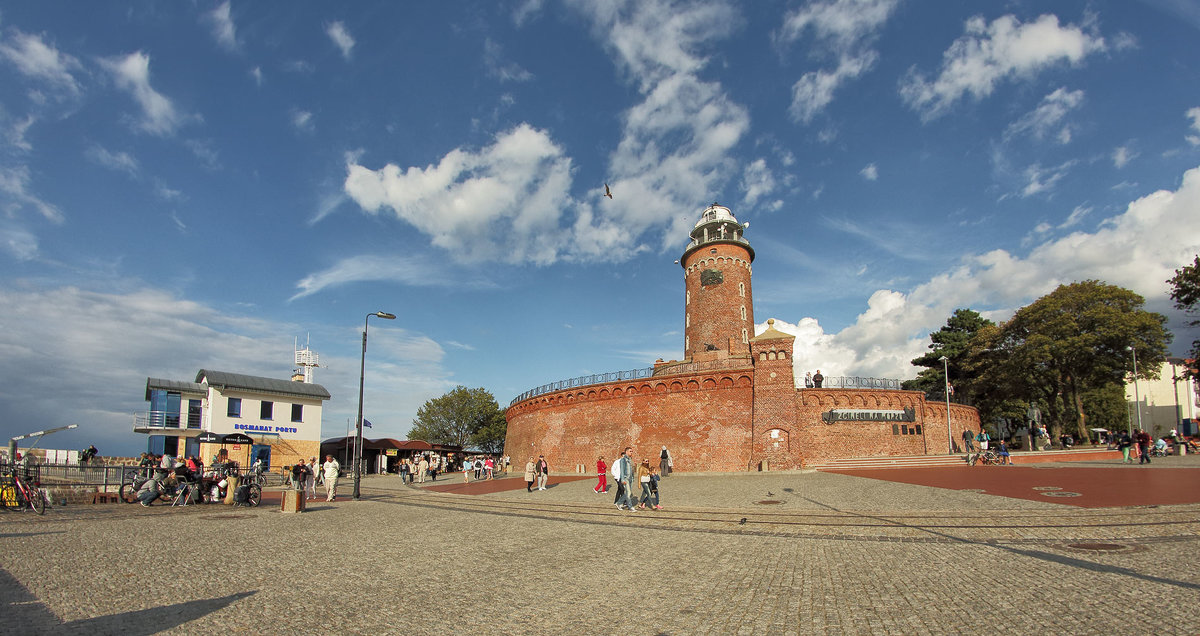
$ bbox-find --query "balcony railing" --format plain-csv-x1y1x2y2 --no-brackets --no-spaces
133,411,201,430
510,367,655,406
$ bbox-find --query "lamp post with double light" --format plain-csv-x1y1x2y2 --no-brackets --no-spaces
354,311,395,500
1127,345,1141,436
940,355,952,454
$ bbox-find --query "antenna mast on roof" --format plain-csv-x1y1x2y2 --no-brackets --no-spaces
294,334,320,383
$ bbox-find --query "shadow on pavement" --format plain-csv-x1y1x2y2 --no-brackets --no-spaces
1,567,256,635
800,497,1200,592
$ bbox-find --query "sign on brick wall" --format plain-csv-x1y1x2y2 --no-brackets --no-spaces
821,408,916,424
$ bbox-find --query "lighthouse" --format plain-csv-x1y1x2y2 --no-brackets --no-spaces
679,203,755,363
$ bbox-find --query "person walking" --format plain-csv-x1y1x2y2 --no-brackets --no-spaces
594,456,608,494
1118,430,1133,463
462,458,473,483
613,447,636,511
636,459,654,510
305,457,318,500
321,455,340,501
523,457,536,492
535,455,549,491
1135,428,1152,464
659,446,671,477
961,429,975,454
418,455,429,483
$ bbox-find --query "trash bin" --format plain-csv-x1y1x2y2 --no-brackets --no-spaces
281,489,305,513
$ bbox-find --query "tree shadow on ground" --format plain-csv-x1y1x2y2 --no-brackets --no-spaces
800,497,1200,592
1,568,256,635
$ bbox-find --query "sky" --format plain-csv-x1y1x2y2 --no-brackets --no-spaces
2,0,1199,457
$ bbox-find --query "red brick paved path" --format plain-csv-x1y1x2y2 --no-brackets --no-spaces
422,475,592,495
831,465,1200,508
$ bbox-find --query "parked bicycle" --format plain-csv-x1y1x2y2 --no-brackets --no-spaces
967,450,1003,466
119,468,152,504
5,466,47,515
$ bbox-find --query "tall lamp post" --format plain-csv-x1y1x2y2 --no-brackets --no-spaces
1127,345,1141,436
1168,356,1186,433
354,311,395,500
940,356,952,454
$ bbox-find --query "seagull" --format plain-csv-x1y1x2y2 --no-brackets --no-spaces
767,491,774,497
604,183,613,199
738,517,747,525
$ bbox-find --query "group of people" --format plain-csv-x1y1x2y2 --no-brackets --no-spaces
287,455,341,501
803,370,825,388
605,447,665,511
960,429,1014,465
396,455,438,484
462,456,503,482
523,455,550,491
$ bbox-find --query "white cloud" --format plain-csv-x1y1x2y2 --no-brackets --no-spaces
766,164,1200,381
901,14,1106,121
1186,107,1200,146
1112,145,1137,168
291,253,476,300
342,1,754,267
0,219,38,260
776,0,899,123
0,284,456,453
250,66,262,86
326,21,355,60
291,108,314,132
740,158,775,207
483,38,533,82
345,123,576,265
3,112,35,151
1005,87,1083,143
859,162,878,181
204,1,238,52
0,164,62,223
1018,160,1075,198
0,28,83,96
98,51,188,136
85,144,139,177
1060,204,1090,230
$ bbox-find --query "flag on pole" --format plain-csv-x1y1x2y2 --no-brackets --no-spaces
363,418,373,428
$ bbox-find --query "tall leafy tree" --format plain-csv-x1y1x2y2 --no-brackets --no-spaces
408,386,505,449
983,281,1170,440
1167,254,1200,376
903,308,993,403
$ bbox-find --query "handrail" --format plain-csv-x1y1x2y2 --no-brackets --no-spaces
814,376,902,390
509,367,655,405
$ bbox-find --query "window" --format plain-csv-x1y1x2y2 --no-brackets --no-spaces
227,397,241,418
914,425,923,435
739,282,745,297
686,291,690,306
187,400,202,429
779,351,787,360
741,328,748,344
686,313,690,327
892,424,900,435
740,305,746,321
260,400,273,420
291,403,303,423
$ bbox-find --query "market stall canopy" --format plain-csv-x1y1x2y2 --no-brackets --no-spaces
197,431,222,443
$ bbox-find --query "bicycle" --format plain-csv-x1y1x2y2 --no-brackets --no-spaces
968,450,1003,466
119,467,155,504
6,468,47,515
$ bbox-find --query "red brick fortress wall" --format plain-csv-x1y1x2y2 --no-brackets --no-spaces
504,369,755,473
793,389,981,463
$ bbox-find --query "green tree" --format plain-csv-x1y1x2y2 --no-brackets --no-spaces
981,281,1171,440
408,386,505,449
903,308,993,403
1167,254,1200,376
470,409,508,455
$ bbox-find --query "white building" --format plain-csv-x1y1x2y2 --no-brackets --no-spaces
136,369,330,469
1125,360,1198,437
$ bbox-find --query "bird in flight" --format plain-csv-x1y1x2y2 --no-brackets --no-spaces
604,183,613,199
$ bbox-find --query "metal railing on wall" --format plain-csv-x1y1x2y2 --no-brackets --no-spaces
510,367,656,406
818,376,902,390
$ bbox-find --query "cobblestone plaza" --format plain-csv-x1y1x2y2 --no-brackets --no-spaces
2,459,1198,635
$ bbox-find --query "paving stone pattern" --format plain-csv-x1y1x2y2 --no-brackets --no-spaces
1,468,1197,635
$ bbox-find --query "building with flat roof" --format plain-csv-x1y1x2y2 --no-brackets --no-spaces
1126,359,1198,437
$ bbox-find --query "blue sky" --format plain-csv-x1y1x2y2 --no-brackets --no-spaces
2,0,1199,457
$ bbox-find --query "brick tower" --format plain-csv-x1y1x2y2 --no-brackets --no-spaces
680,203,755,363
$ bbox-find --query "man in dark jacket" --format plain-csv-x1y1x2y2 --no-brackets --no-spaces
1135,429,1152,464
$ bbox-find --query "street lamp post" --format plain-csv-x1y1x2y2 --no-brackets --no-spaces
940,356,952,454
1127,346,1141,436
354,311,395,500
1168,356,1186,433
